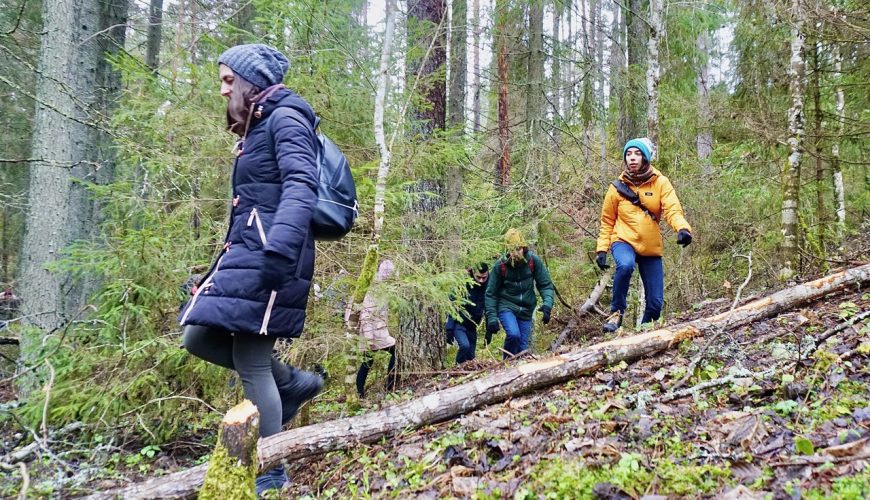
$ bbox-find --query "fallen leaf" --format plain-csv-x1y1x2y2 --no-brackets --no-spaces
822,437,870,458
730,461,763,485
795,436,815,455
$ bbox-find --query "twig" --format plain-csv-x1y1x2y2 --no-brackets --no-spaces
17,462,29,500
801,309,870,363
669,254,753,391
769,452,870,467
2,422,84,464
731,252,753,311
41,360,55,448
661,368,772,403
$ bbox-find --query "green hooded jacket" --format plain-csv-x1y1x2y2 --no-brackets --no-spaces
485,250,555,322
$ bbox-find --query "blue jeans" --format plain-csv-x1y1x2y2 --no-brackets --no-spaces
499,310,533,358
610,241,664,324
454,323,477,364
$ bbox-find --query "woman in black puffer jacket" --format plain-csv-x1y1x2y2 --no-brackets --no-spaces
178,44,323,494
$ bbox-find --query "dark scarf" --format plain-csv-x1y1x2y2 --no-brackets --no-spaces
623,163,654,186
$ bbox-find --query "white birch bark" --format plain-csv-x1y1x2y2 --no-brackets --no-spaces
471,0,481,132
372,0,397,242
646,0,662,150
831,43,846,242
780,0,805,279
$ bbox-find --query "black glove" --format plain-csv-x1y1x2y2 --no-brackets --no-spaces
259,251,291,291
596,252,609,270
486,321,499,335
445,326,455,345
485,330,493,346
677,229,693,247
540,306,551,324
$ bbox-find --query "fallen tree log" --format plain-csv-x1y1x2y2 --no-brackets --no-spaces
90,263,870,499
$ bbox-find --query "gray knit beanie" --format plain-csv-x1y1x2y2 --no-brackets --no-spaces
218,44,289,90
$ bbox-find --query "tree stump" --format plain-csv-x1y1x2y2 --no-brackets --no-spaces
199,400,259,500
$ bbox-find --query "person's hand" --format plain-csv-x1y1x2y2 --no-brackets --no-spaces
596,252,609,270
540,305,551,324
259,251,291,291
677,229,693,247
445,326,455,345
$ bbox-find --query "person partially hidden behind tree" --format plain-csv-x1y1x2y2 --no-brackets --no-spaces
485,229,555,358
349,259,399,397
445,263,490,365
596,138,693,333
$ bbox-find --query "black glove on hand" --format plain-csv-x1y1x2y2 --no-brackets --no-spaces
446,328,455,345
540,306,552,324
485,331,493,346
486,321,500,335
596,252,610,270
677,229,693,247
259,251,291,291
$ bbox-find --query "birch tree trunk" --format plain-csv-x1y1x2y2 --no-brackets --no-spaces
20,0,129,383
780,0,805,280
810,39,826,251
830,43,846,243
696,30,713,173
612,4,627,150
646,0,662,148
345,0,398,397
471,0,481,132
145,0,163,72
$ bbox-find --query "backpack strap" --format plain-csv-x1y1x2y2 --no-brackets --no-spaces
265,107,322,160
499,254,535,277
612,179,659,222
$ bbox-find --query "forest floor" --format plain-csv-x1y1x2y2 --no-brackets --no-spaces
278,285,870,499
1,275,868,499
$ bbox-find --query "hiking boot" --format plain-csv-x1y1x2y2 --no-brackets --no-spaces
255,464,289,496
602,312,623,333
279,367,324,425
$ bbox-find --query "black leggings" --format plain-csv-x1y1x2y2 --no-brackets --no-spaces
182,325,291,438
356,345,397,397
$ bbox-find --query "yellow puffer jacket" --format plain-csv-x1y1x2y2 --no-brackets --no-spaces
596,168,692,257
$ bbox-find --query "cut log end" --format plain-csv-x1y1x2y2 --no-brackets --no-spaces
199,400,260,500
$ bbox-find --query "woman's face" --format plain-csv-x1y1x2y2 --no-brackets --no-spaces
219,64,235,99
624,147,645,172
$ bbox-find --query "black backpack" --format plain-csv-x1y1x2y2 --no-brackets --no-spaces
266,108,358,241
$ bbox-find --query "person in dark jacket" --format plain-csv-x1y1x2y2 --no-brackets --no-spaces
177,44,323,494
445,263,490,364
485,229,555,358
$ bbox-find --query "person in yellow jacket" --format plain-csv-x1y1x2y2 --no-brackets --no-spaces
596,138,693,332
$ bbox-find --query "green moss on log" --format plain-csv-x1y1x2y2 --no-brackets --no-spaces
198,435,256,500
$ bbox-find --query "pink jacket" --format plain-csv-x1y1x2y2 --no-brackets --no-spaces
356,291,396,351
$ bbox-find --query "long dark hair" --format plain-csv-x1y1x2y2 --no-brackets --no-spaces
225,70,262,136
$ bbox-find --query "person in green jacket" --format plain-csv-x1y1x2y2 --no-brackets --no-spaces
485,228,555,358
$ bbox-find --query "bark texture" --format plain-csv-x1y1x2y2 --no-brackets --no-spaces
199,401,259,500
696,30,713,173
781,0,805,279
145,0,163,71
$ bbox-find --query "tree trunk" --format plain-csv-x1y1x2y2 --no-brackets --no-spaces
612,3,627,149
525,0,545,184
199,401,259,499
830,43,845,243
595,0,607,173
344,0,398,400
20,0,129,376
810,39,826,253
446,0,467,206
406,0,447,136
551,3,561,147
145,0,163,72
229,0,255,45
624,0,647,141
696,30,713,173
89,263,870,500
646,0,662,150
495,0,510,188
780,0,805,280
471,0,481,132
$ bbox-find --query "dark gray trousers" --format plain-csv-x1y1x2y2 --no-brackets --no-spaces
182,325,292,438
